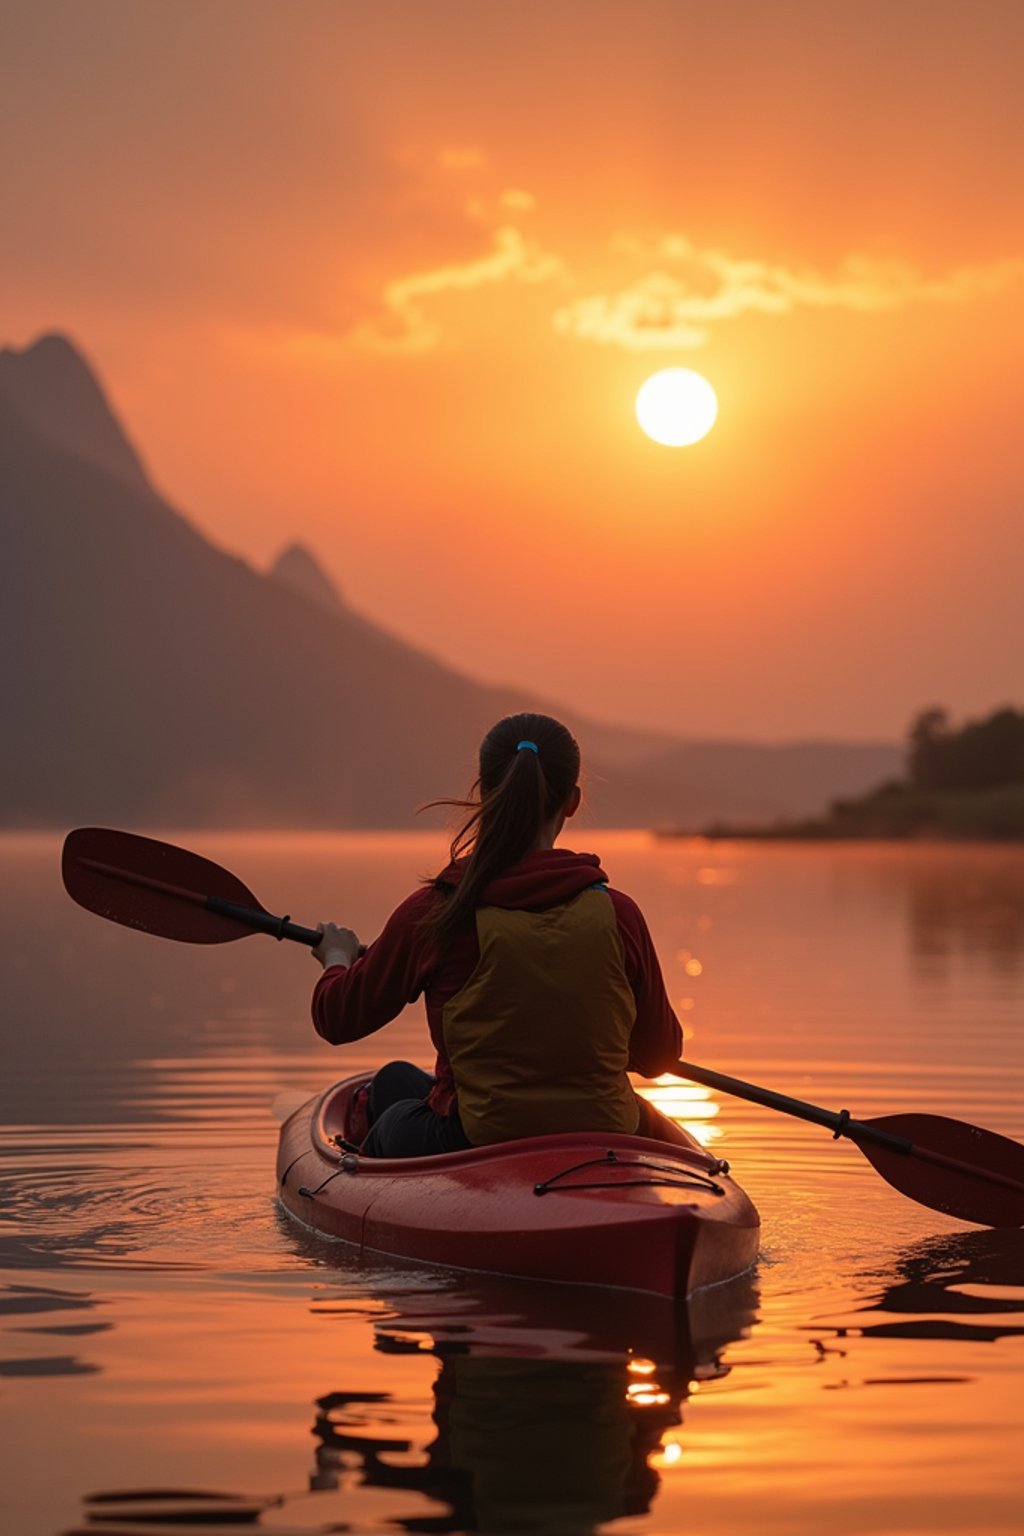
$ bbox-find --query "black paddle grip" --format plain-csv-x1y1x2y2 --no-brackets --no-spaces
205,896,322,946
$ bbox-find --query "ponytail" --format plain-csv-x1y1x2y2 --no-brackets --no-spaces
425,713,581,950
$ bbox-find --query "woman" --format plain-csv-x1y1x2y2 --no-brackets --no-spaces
311,712,682,1157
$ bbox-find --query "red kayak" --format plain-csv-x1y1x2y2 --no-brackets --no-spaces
277,1074,760,1298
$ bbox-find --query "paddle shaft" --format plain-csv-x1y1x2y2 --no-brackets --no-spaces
676,1059,1024,1198
675,1060,908,1148
79,857,322,947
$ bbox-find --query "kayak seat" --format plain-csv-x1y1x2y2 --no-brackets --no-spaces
328,1074,697,1156
343,1082,372,1147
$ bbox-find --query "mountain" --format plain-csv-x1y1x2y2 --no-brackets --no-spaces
270,543,348,615
0,333,153,497
0,334,901,829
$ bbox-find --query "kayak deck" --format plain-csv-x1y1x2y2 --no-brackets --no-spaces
277,1074,760,1298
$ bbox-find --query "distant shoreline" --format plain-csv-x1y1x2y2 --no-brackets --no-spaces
670,783,1024,843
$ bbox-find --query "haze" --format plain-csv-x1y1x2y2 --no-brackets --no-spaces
3,0,1022,741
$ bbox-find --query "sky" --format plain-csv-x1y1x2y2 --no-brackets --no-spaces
3,0,1023,743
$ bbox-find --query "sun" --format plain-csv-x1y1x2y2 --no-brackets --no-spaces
635,369,718,447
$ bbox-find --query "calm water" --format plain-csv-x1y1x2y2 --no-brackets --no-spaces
2,833,1023,1535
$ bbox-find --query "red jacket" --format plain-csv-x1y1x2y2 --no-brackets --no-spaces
312,848,682,1118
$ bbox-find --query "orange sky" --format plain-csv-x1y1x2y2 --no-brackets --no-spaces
3,0,1023,741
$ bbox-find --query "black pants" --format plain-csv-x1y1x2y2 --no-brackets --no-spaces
361,1060,472,1158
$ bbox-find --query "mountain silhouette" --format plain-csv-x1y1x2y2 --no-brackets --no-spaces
0,333,153,497
270,543,348,615
0,334,900,829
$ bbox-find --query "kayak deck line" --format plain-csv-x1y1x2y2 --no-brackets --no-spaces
532,1150,727,1197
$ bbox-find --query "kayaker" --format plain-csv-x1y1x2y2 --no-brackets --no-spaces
311,712,683,1157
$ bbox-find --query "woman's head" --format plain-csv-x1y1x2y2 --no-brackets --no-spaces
428,713,581,947
476,712,581,819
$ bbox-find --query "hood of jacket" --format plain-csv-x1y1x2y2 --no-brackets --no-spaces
435,848,608,911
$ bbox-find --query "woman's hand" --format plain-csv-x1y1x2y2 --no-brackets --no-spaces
312,922,362,970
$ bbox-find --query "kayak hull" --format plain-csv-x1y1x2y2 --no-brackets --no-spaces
277,1074,760,1298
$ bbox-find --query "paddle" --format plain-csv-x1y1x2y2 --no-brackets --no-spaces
62,828,1024,1229
674,1060,1024,1230
62,826,324,947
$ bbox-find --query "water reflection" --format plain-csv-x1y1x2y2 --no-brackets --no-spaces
76,1490,275,1529
313,1358,674,1533
846,848,1024,980
0,1282,107,1379
315,1273,756,1534
853,1228,1024,1345
905,857,1024,980
804,1229,1024,1373
636,1075,722,1146
67,1272,758,1535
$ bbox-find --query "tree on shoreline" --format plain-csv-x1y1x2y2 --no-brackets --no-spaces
907,706,1024,794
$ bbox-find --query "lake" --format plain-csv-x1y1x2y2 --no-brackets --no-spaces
2,833,1023,1535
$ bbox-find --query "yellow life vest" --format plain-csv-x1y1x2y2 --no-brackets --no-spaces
442,886,638,1146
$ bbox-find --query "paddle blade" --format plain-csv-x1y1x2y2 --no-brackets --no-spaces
62,827,266,944
858,1114,1024,1229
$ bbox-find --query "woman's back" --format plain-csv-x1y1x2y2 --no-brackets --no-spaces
441,875,638,1144
311,713,682,1156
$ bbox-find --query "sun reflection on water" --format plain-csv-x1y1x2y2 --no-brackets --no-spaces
637,1074,722,1145
650,1432,685,1469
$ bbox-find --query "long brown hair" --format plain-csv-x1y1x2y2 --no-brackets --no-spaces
427,713,581,950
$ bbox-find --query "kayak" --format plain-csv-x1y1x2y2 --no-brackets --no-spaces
277,1074,760,1297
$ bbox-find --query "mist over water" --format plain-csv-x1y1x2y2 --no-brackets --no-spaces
2,833,1023,1535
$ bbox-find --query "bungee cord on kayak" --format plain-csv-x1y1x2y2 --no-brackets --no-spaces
532,1152,728,1198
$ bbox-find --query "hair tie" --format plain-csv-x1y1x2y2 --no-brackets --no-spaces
516,739,539,754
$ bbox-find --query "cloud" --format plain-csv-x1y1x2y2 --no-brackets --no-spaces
554,272,709,352
353,225,566,351
553,236,1024,350
310,210,1022,360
